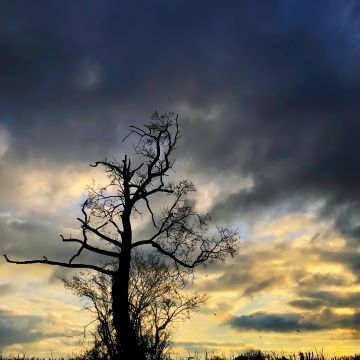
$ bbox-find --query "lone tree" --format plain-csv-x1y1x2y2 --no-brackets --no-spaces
4,112,239,359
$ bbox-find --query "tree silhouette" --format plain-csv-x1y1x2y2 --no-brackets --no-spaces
63,251,207,359
4,112,239,359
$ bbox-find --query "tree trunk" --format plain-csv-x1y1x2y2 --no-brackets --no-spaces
112,247,146,360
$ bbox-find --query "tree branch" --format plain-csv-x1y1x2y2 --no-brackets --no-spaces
78,219,122,249
61,235,120,259
90,161,124,177
147,241,199,269
3,254,115,275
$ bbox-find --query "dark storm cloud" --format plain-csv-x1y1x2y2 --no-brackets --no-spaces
228,309,360,333
0,309,61,346
0,0,356,165
0,1,360,259
0,0,280,162
0,0,281,110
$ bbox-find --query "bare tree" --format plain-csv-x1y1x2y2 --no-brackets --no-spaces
62,270,117,359
63,251,207,360
4,112,239,359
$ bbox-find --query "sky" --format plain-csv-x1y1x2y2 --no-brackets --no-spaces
1,0,360,357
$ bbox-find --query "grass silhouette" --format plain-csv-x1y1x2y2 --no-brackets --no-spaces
0,350,359,360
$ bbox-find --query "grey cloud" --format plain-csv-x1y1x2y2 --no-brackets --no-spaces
289,299,326,310
228,312,320,332
203,267,286,297
0,283,15,296
242,277,284,297
1,215,75,261
200,242,311,295
228,309,360,333
7,112,135,164
48,267,78,284
0,0,360,247
1,214,116,269
0,309,61,346
319,248,360,280
296,290,360,309
295,273,351,289
0,0,357,169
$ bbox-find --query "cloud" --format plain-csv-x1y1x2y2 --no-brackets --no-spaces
194,214,360,338
288,299,325,310
242,277,284,297
0,0,360,248
0,126,10,158
293,291,360,310
1,214,74,261
198,215,325,295
0,309,61,346
0,212,115,270
295,273,351,290
174,341,245,348
1,0,360,354
228,309,360,333
228,312,321,332
319,248,360,281
0,283,15,296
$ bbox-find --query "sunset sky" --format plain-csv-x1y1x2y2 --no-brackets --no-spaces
1,1,360,357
